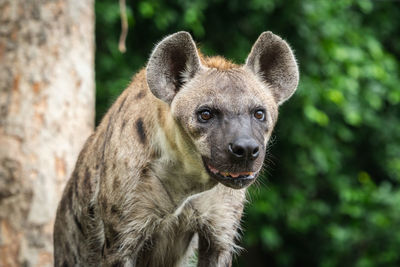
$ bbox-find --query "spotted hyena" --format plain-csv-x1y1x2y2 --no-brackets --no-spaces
54,31,299,266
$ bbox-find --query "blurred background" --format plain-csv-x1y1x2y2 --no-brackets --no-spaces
96,0,400,266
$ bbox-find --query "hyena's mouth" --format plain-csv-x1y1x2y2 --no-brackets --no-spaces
202,157,258,189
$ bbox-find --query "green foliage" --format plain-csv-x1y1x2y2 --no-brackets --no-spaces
95,0,400,265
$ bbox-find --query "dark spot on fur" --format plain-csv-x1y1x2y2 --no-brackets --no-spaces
61,260,69,267
74,214,83,234
121,120,127,134
111,205,119,214
157,106,162,117
65,243,71,255
157,106,166,127
88,204,95,219
117,95,128,113
112,162,116,170
135,118,146,144
111,261,123,267
84,167,90,181
140,167,152,183
74,181,78,199
102,243,106,257
141,167,148,177
135,90,146,99
84,167,91,194
113,177,120,191
100,165,107,178
102,198,108,211
136,238,154,266
106,226,119,245
151,149,162,159
76,243,82,258
105,236,111,249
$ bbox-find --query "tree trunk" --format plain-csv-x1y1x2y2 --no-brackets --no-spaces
0,0,94,266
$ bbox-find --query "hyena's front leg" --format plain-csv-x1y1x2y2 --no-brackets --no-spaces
195,187,245,267
197,234,233,267
100,233,147,267
99,218,151,267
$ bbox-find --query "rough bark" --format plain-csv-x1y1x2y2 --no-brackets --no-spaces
0,0,94,266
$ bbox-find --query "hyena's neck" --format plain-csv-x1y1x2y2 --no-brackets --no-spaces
149,102,217,209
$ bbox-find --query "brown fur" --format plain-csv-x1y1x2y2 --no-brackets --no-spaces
200,55,239,70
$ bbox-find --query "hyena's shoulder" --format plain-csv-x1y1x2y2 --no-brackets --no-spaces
67,67,171,209
54,68,165,264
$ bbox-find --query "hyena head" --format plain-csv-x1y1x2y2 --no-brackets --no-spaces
147,31,299,189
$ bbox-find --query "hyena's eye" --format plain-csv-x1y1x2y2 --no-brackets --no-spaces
198,109,213,122
254,109,266,121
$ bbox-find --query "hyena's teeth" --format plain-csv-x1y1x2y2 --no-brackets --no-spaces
231,172,255,178
208,165,255,178
208,165,219,174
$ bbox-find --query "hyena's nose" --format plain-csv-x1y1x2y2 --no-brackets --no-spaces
229,138,260,161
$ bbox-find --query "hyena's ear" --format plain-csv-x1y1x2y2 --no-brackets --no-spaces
245,31,299,105
146,31,203,104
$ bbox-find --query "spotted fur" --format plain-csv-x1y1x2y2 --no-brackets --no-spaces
54,31,299,266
